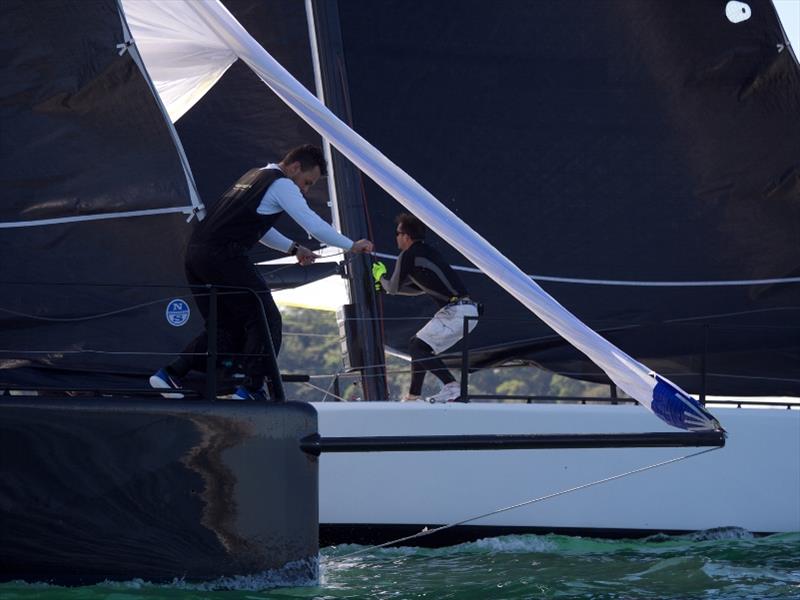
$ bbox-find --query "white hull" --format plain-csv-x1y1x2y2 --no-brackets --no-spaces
314,402,800,538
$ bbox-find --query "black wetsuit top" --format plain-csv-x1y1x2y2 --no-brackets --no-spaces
381,241,468,308
190,167,286,254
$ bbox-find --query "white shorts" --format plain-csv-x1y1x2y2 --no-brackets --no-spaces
416,301,479,355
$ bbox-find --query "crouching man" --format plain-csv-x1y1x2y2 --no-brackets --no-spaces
374,213,479,402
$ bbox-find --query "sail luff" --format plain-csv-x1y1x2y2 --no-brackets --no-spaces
185,0,721,431
120,0,239,123
115,0,204,217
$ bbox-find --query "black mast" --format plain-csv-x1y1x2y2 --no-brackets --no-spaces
308,0,387,400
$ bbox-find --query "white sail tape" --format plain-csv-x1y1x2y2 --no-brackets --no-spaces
115,0,205,219
0,206,193,229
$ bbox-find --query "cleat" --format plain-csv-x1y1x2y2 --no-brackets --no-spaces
426,382,461,404
149,368,184,399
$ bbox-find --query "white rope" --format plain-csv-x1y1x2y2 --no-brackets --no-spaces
327,446,722,560
372,251,800,288
303,379,350,403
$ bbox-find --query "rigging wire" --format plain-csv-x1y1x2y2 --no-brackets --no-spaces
0,289,256,323
371,252,800,287
304,378,350,402
327,445,724,561
0,254,349,324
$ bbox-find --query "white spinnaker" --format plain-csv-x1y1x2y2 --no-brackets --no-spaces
121,0,238,122
129,0,719,430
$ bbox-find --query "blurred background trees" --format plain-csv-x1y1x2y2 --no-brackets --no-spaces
278,307,610,402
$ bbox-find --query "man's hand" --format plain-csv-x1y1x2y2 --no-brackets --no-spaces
350,239,374,254
372,261,387,290
295,245,319,266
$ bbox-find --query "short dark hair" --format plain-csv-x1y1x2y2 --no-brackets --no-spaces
282,144,328,176
395,213,425,240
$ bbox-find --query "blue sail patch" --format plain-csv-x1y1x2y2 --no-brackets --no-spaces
651,375,723,432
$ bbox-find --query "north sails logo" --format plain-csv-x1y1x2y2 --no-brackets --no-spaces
166,299,190,327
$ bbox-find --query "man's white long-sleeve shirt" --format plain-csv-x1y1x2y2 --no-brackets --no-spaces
256,164,353,252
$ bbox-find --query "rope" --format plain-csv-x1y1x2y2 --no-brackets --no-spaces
0,252,350,324
0,288,259,323
304,378,350,403
305,366,415,380
371,251,800,287
327,446,722,560
0,295,185,323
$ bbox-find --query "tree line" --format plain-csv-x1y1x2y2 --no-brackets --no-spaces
278,306,611,403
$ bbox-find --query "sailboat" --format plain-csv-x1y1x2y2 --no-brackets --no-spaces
1,0,798,583
127,0,799,540
295,0,800,542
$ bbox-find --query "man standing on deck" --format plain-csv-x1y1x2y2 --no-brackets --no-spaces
150,144,373,400
373,213,479,402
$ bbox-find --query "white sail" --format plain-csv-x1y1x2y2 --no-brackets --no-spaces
123,0,722,431
121,0,238,122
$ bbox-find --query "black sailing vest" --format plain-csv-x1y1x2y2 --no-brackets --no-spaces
190,167,286,254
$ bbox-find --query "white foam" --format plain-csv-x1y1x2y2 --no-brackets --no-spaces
459,535,558,553
685,527,755,542
98,555,319,592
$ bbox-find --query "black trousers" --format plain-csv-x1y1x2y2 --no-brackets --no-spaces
170,244,282,390
408,335,455,396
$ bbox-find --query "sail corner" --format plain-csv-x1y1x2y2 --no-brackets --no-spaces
651,375,726,433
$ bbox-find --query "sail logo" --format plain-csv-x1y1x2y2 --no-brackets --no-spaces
726,1,751,24
166,299,190,327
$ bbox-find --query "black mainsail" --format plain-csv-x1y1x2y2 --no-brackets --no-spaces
331,0,800,396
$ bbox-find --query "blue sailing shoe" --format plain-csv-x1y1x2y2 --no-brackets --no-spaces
149,368,184,399
232,385,268,402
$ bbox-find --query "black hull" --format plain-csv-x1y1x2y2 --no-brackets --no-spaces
0,397,319,585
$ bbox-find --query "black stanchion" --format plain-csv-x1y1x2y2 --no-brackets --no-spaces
461,316,471,402
205,285,218,402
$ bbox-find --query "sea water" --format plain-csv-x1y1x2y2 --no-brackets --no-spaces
2,529,798,599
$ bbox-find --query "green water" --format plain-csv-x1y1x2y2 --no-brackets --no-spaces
2,529,798,599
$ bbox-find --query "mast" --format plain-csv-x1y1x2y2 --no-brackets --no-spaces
306,0,387,400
